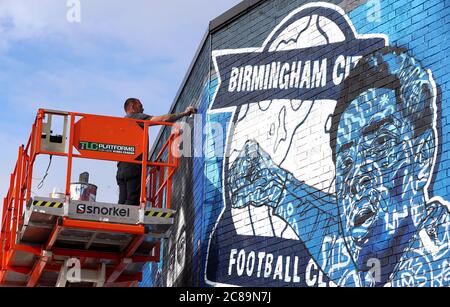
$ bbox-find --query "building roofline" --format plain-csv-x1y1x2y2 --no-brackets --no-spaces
170,0,266,115
208,0,266,33
150,0,266,156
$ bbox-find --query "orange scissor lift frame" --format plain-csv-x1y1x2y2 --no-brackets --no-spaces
0,109,180,287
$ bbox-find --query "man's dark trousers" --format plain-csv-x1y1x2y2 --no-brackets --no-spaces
117,162,142,206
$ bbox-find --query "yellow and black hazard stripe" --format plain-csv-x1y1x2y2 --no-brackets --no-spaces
32,200,63,209
145,210,174,219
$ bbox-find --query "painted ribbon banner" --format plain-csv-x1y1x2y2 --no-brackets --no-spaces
212,39,386,110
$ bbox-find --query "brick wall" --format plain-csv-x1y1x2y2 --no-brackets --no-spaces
141,0,450,287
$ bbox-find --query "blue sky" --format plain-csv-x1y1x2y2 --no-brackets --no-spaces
0,0,241,204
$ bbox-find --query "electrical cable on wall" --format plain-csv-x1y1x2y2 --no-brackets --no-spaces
37,155,53,190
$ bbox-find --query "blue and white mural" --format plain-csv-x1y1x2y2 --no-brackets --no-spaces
204,2,450,287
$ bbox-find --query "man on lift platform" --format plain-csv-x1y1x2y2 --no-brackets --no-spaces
117,98,196,206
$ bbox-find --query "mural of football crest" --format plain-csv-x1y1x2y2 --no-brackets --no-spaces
204,2,450,287
140,0,450,288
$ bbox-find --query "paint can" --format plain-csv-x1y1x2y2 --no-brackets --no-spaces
50,187,65,200
70,182,98,202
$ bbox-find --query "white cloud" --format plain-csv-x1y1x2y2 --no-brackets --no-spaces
0,0,66,50
0,0,241,60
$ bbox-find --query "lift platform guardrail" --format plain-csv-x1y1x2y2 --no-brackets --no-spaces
0,109,181,287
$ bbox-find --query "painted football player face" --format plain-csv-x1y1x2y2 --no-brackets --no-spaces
335,87,420,268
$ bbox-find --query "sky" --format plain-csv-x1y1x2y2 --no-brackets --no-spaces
0,0,241,204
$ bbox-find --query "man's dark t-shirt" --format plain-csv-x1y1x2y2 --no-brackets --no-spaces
116,113,153,180
125,113,153,121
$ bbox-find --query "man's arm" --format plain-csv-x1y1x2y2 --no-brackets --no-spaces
150,106,196,123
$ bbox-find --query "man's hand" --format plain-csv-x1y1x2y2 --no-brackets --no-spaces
185,106,197,116
228,140,288,209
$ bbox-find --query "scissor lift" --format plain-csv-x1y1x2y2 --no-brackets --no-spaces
0,109,180,287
